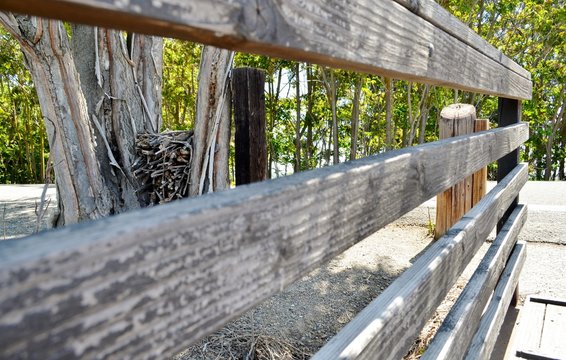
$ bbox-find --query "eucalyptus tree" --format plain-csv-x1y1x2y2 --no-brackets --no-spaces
0,14,163,225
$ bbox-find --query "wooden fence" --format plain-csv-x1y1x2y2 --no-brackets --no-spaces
0,1,531,359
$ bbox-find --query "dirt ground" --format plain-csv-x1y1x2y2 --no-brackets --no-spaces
175,203,493,359
1,181,565,359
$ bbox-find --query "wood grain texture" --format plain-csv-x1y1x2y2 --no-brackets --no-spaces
464,241,527,360
312,163,528,360
232,67,267,185
422,204,527,360
0,125,528,359
516,300,546,356
393,0,531,80
436,104,476,239
516,297,566,359
0,0,531,99
540,304,566,357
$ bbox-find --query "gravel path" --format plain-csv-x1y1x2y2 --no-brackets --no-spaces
0,184,57,240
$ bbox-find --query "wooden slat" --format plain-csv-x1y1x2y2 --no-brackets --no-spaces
531,297,566,307
422,204,527,360
0,125,528,359
517,301,547,357
394,0,531,80
0,0,532,99
464,241,528,360
539,304,566,357
312,163,528,360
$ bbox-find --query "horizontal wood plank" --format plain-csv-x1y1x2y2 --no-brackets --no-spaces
516,297,566,360
0,125,527,359
312,163,528,360
464,241,527,360
422,204,527,360
394,0,531,80
516,300,546,357
0,0,531,99
540,303,566,357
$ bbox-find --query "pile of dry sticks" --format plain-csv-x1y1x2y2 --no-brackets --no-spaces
133,130,193,205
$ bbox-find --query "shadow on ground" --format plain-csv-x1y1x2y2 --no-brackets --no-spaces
177,213,434,359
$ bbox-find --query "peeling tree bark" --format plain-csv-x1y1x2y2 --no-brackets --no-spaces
0,13,163,225
189,46,233,196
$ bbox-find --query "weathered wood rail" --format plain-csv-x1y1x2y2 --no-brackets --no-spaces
0,0,532,359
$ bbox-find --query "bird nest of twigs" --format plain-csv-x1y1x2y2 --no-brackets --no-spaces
133,130,194,206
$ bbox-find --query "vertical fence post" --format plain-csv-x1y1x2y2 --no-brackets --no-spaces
497,97,522,305
497,98,521,230
435,104,476,240
232,68,267,185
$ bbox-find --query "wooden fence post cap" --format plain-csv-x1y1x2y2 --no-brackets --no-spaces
441,103,476,119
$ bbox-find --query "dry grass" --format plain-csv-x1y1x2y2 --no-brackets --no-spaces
404,311,443,359
178,311,444,360
178,320,311,360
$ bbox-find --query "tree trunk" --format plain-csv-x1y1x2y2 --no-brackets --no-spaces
294,62,301,172
305,64,314,169
544,89,565,180
384,77,393,150
320,67,338,165
405,82,414,147
267,66,283,178
350,75,364,160
71,25,162,209
418,84,431,144
189,46,233,196
331,74,339,165
0,13,163,226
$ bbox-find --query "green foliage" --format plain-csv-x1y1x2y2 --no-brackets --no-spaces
444,0,566,180
0,28,47,184
2,0,564,182
161,39,201,130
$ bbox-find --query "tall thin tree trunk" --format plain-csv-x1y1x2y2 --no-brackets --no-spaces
305,64,314,169
320,67,338,165
350,75,364,160
294,62,301,172
189,46,233,196
384,77,393,150
405,82,414,147
267,66,283,178
418,84,431,144
544,89,565,180
331,74,338,165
